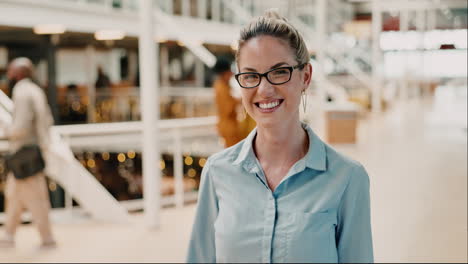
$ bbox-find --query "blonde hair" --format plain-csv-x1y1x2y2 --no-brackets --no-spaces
236,9,309,67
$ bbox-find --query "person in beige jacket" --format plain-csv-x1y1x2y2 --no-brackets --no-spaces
0,57,56,249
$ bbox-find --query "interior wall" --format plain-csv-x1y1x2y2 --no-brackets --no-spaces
56,48,122,86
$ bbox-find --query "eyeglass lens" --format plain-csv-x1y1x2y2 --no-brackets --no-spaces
238,67,291,88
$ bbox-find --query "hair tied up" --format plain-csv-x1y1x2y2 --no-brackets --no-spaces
263,8,288,22
235,8,310,67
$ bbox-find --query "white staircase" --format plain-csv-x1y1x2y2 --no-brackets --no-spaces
0,91,130,223
152,5,217,67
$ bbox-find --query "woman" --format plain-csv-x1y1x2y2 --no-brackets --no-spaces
187,10,373,263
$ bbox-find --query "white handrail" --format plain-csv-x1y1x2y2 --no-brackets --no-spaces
0,90,13,113
53,116,217,137
152,5,216,67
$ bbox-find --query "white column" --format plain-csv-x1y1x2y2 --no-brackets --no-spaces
245,0,253,16
173,129,184,208
416,9,426,97
371,0,382,114
164,0,174,14
314,0,327,139
212,0,221,21
251,0,257,16
316,0,327,105
400,9,409,36
427,8,437,31
221,1,231,23
139,0,161,228
160,45,170,94
400,8,409,101
182,0,191,17
426,8,436,96
85,45,96,123
198,0,207,19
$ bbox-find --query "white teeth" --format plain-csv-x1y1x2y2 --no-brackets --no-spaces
258,100,280,109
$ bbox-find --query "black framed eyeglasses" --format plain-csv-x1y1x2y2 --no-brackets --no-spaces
235,63,306,89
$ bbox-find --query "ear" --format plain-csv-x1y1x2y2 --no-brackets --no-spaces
302,63,313,88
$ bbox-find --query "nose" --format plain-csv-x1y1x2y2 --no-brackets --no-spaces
256,76,275,98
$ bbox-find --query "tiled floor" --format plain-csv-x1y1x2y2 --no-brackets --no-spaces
345,86,467,262
0,85,467,263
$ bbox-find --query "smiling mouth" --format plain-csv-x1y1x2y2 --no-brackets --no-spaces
254,99,284,110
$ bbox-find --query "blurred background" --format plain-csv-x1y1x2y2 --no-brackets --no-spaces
0,0,466,262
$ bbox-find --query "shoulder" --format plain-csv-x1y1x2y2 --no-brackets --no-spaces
324,144,369,184
13,80,42,97
207,139,245,169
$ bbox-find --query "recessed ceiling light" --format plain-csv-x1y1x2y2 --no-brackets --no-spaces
33,24,66,35
94,30,125,41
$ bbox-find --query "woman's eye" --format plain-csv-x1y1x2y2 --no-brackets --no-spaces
272,69,289,75
244,74,258,80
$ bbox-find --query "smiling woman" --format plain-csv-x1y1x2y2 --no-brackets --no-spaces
187,9,374,263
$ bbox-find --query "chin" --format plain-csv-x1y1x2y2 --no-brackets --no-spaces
254,116,280,129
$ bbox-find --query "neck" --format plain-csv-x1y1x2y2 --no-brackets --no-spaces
254,119,308,166
15,76,29,82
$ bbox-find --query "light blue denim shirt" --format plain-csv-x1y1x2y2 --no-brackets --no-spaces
187,123,373,263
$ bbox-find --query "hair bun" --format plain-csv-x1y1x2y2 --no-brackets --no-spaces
263,8,288,23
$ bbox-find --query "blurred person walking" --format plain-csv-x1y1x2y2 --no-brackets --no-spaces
213,56,255,147
0,57,56,249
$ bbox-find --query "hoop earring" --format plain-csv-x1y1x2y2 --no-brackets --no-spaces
301,90,307,113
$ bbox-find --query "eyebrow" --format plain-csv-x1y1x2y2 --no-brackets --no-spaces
241,62,290,72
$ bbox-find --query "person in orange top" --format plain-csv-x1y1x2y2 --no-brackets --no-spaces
213,56,243,147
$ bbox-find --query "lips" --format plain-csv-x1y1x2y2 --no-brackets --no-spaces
254,99,284,112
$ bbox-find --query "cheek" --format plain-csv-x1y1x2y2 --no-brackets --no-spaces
240,90,252,107
282,89,303,111
288,93,302,108
283,83,303,103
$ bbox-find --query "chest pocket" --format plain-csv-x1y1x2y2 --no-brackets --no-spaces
286,211,338,263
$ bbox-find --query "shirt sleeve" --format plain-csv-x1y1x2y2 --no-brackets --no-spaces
6,92,33,141
336,164,374,263
186,158,218,263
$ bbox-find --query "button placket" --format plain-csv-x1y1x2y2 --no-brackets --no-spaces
262,192,277,263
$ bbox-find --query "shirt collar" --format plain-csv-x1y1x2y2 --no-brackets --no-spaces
232,127,259,173
302,123,327,171
233,123,327,173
